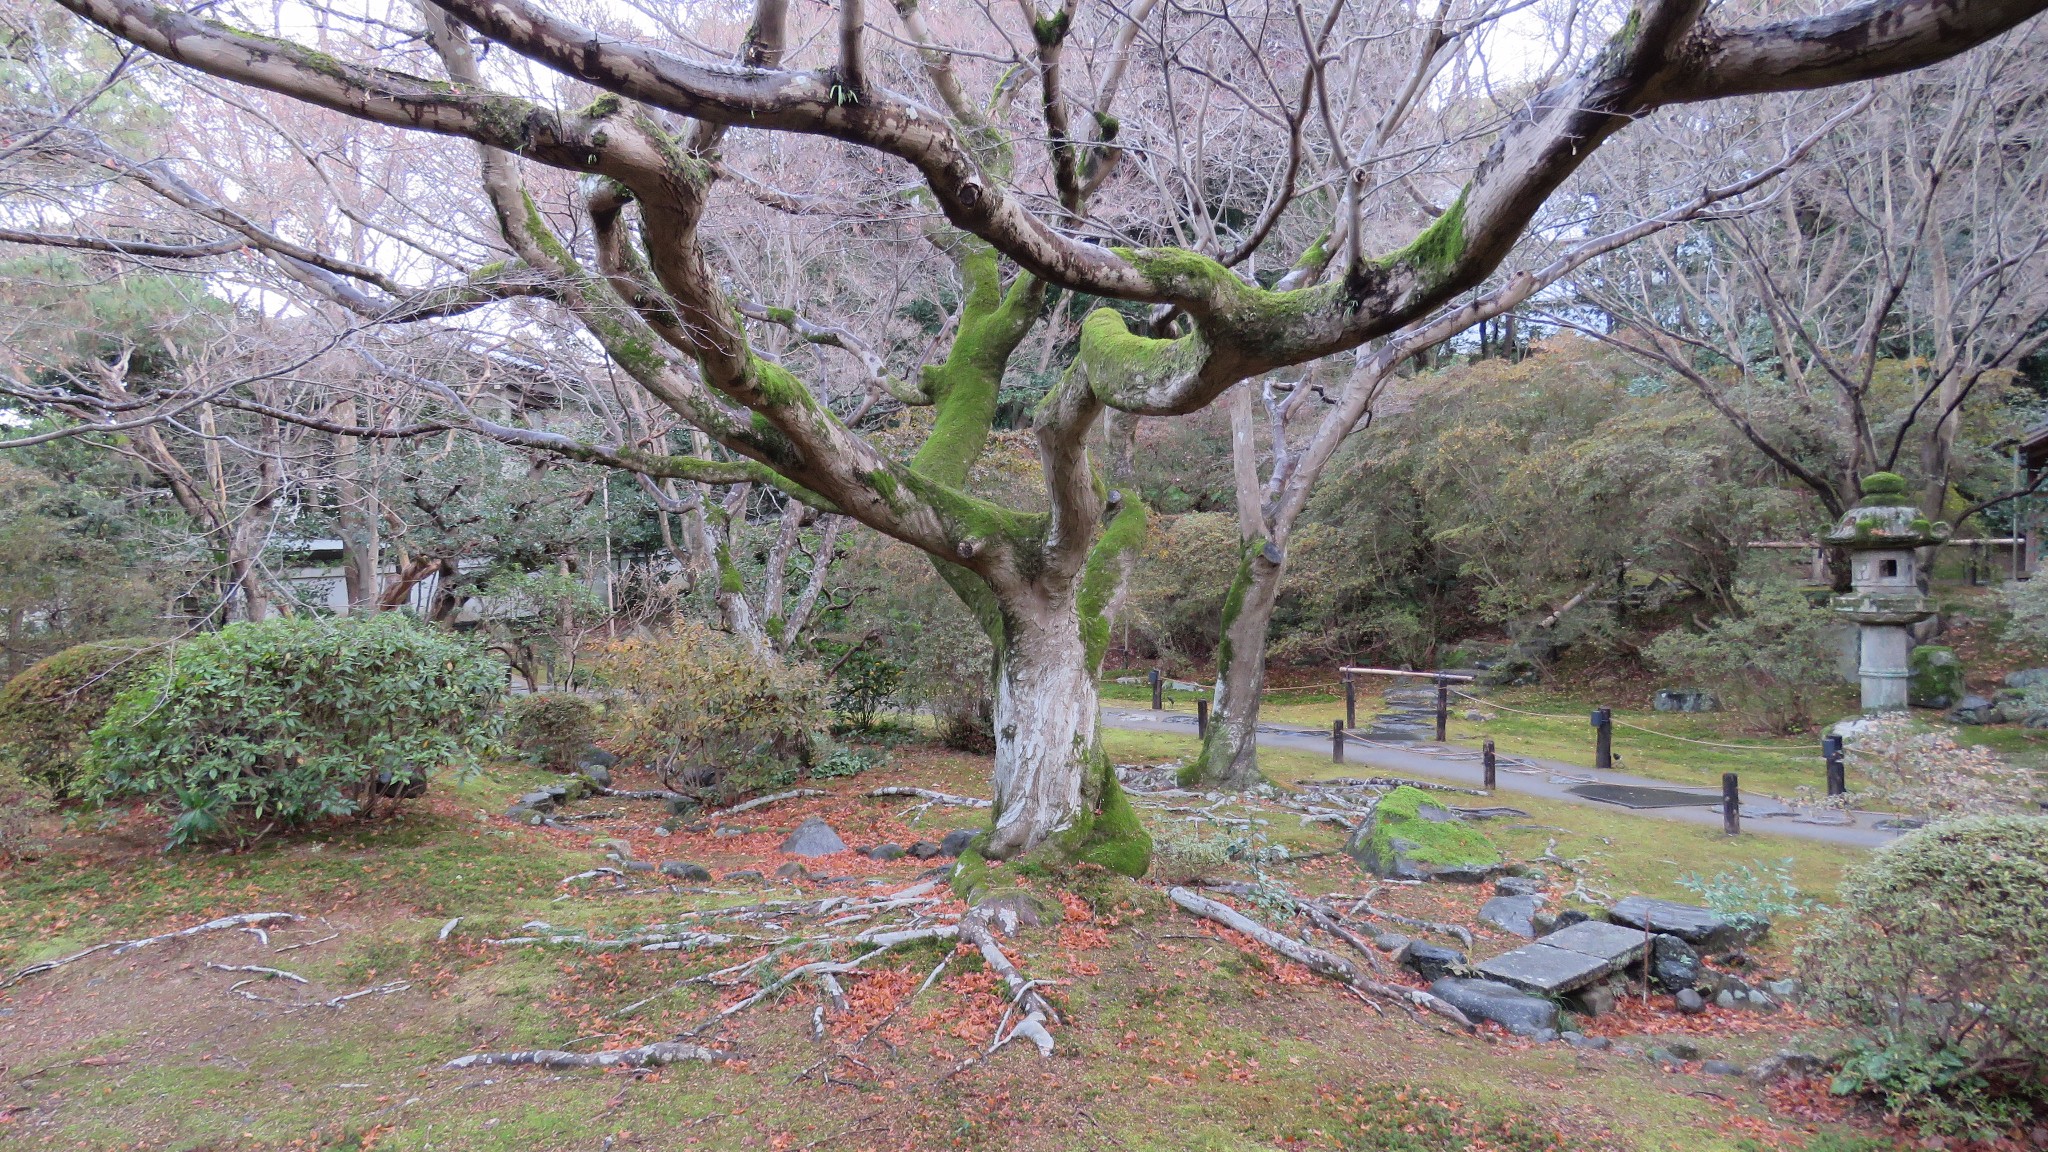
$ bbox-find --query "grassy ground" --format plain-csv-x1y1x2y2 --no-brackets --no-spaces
0,742,1900,1152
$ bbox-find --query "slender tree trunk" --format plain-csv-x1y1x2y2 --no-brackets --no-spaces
1192,540,1284,789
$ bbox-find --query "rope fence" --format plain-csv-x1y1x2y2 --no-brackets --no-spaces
1443,688,1814,757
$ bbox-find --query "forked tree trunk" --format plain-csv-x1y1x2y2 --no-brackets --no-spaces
1190,540,1285,789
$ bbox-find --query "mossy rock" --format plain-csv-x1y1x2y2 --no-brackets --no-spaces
1908,645,1965,710
1345,785,1502,882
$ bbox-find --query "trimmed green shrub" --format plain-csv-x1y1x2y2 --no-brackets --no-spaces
89,615,503,845
1646,574,1841,732
0,638,161,797
507,692,598,772
1799,814,2048,1137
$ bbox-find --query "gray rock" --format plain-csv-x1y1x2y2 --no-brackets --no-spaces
905,840,943,859
1674,988,1706,1014
578,744,619,769
595,838,634,860
1495,876,1544,898
1530,913,1558,937
1653,689,1721,713
774,861,812,880
938,829,979,857
1650,934,1702,991
1609,896,1758,951
1762,978,1802,1001
2004,667,2048,690
712,826,750,839
1714,989,1740,1010
1479,895,1545,938
863,843,905,861
623,861,655,873
664,796,696,817
1563,1032,1611,1051
660,861,711,881
1568,979,1619,1017
1748,1050,1829,1083
1648,1047,1687,1069
1949,695,1998,725
781,817,848,857
1372,931,1412,954
1429,977,1560,1038
1664,1040,1700,1060
1702,1060,1743,1077
515,790,559,812
578,763,613,790
723,869,764,882
1541,909,1592,936
1403,942,1467,982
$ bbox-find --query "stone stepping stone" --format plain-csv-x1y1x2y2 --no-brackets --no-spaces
1474,920,1647,995
1479,894,1544,938
1608,897,1752,951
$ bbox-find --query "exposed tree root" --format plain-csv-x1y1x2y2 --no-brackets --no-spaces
709,788,829,819
203,963,307,984
1168,888,1474,1031
864,787,992,808
2,912,300,989
959,907,1056,1057
1346,887,1475,949
445,1041,725,1070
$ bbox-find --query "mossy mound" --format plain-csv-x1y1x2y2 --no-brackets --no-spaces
1344,785,1501,882
0,638,162,797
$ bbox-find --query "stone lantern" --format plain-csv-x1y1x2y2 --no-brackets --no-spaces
1823,472,1949,712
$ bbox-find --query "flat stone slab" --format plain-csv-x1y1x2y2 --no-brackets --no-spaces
1542,920,1649,963
1474,943,1614,994
1475,920,1647,994
1608,897,1750,949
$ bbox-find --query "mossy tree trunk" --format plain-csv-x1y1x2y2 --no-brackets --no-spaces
1192,536,1285,789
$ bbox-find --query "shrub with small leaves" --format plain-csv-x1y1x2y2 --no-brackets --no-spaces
1845,714,2033,819
506,692,598,772
88,615,503,846
0,638,162,797
586,622,825,804
809,744,881,780
1675,858,1824,932
1799,814,2048,1138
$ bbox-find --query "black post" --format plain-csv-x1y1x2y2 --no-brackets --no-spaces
1483,738,1497,791
1434,676,1449,741
1591,707,1613,772
1344,673,1356,729
1197,699,1209,738
1332,719,1345,764
1150,667,1162,711
1723,772,1741,835
1823,734,1846,796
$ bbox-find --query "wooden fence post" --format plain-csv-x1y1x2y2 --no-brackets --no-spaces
1483,738,1496,791
1197,699,1209,738
1434,676,1449,741
1591,707,1613,772
1149,668,1162,711
1823,734,1845,796
1331,720,1344,764
1723,773,1741,835
1343,672,1356,729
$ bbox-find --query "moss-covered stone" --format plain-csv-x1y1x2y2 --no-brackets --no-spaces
1345,785,1501,882
1908,645,1965,710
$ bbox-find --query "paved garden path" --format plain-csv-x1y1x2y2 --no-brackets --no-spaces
1101,706,1903,848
